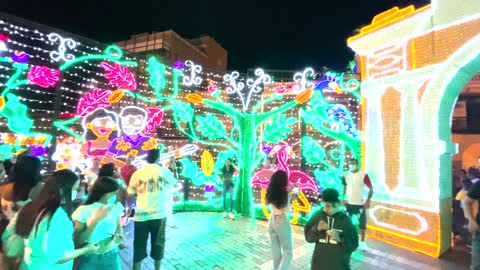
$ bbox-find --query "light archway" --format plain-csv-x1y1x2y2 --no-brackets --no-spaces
348,0,480,257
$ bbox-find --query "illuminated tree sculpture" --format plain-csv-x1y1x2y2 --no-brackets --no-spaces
175,68,314,217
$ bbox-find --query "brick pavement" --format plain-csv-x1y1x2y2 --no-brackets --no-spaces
119,212,469,270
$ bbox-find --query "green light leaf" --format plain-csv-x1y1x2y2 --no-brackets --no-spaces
313,169,343,192
302,136,325,164
262,114,297,144
180,158,217,186
173,101,194,123
1,94,33,134
0,144,13,160
146,56,166,95
196,114,226,140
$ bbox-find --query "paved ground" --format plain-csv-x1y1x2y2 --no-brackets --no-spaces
119,212,470,270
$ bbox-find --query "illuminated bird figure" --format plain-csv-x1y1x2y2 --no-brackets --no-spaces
251,142,318,224
324,105,361,139
314,73,343,94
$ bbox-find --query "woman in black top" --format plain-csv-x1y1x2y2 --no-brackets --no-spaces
220,158,239,219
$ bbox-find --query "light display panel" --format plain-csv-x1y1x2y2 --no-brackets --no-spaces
0,13,361,226
347,0,480,257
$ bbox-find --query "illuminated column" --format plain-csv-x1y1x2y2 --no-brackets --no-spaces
363,88,388,194
398,86,423,192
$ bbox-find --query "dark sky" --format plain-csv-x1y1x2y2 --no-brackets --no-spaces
0,0,430,71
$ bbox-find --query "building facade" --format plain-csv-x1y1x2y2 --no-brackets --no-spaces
452,72,480,170
115,30,228,72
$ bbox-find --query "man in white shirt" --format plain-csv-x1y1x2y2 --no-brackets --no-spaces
342,158,373,251
127,149,177,270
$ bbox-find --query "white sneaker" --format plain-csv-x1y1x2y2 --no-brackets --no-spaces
359,241,368,251
223,212,228,218
229,213,235,220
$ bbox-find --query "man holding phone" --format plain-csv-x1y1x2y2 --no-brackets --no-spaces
304,188,358,269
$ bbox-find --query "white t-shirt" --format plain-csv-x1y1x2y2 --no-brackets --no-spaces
72,202,124,243
343,171,372,205
127,164,177,222
21,208,75,270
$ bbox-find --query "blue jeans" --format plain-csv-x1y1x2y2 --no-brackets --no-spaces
268,215,293,270
223,180,234,212
78,247,121,270
473,233,480,270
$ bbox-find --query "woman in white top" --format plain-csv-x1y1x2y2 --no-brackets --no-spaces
73,176,124,270
0,156,44,269
266,170,296,270
11,169,99,270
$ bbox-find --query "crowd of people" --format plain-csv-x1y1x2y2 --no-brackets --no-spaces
0,149,176,270
0,149,375,270
7,149,480,269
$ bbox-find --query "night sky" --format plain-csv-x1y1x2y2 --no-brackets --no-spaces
0,0,430,71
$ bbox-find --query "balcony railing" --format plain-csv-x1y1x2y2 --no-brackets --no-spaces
452,117,480,134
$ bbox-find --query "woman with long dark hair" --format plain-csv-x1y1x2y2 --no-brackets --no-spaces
0,156,43,269
88,163,127,193
220,158,239,219
7,169,99,269
73,176,124,269
0,156,43,220
266,170,295,270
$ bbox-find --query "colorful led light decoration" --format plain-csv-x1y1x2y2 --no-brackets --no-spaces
0,28,362,222
81,108,120,158
183,60,202,86
143,107,164,134
27,66,60,88
77,88,113,117
100,62,137,90
11,51,29,64
0,94,33,134
0,34,8,52
52,139,83,170
201,150,215,176
47,32,78,62
207,80,218,93
252,143,318,224
103,106,157,165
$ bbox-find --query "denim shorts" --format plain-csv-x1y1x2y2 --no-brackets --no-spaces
78,247,121,270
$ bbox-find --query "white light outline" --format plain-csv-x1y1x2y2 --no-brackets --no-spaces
292,68,315,93
245,68,271,111
119,105,148,136
366,43,407,80
223,71,246,110
183,60,202,86
0,41,7,52
47,32,77,62
369,205,429,236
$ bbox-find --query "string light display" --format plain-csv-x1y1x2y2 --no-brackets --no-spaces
0,13,361,223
